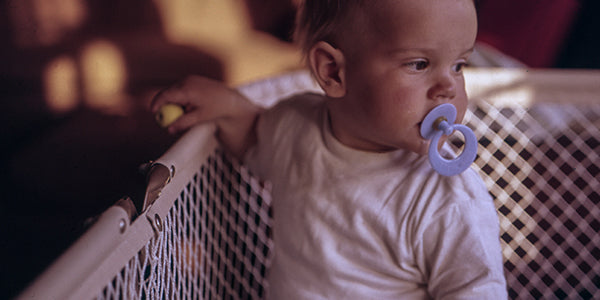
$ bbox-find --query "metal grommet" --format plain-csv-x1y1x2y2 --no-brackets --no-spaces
154,214,163,232
170,165,176,178
118,219,127,234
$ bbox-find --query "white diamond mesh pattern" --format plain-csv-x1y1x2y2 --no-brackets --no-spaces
96,149,273,300
94,100,599,299
451,101,600,299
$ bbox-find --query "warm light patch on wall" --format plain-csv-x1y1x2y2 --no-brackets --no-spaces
153,0,302,84
80,39,129,113
44,55,79,114
154,0,250,54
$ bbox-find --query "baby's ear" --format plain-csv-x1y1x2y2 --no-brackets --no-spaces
308,41,346,98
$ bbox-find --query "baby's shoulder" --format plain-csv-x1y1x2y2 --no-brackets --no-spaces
399,161,493,213
447,167,491,202
266,92,326,116
253,92,326,145
423,167,496,226
258,92,326,132
415,145,491,203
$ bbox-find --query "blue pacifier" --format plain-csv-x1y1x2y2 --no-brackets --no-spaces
420,103,477,176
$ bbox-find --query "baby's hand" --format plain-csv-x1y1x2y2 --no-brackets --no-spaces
151,76,249,134
151,75,261,159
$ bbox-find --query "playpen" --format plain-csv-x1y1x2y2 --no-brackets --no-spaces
18,68,600,299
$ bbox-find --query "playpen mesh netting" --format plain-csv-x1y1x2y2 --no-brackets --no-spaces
98,151,273,299
96,99,599,300
458,101,599,299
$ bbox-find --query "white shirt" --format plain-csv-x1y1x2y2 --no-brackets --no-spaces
245,93,507,299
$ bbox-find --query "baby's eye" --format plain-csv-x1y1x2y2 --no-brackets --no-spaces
453,62,468,73
404,60,429,71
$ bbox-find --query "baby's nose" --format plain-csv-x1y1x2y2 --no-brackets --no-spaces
428,74,456,100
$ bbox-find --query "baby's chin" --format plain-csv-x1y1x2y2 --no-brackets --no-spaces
409,140,430,156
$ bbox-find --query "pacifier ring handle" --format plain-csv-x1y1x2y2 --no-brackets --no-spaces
420,103,477,176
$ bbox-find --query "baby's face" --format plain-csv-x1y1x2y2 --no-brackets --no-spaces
330,0,477,154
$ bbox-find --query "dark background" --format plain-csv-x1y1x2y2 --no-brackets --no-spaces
1,0,598,298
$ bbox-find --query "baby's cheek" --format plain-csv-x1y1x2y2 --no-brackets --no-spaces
453,98,469,123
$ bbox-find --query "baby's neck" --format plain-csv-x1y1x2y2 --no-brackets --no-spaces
325,100,398,153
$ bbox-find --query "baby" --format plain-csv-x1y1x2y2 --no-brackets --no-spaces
152,0,507,298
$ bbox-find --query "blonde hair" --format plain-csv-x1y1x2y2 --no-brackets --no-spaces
293,0,366,57
293,0,478,59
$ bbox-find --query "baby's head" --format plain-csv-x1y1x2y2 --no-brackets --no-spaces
294,0,365,58
294,0,478,61
295,0,478,155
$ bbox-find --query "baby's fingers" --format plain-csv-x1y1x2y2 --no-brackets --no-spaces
166,109,211,134
150,86,185,113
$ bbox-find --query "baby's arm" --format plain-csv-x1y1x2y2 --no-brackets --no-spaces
151,76,262,159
